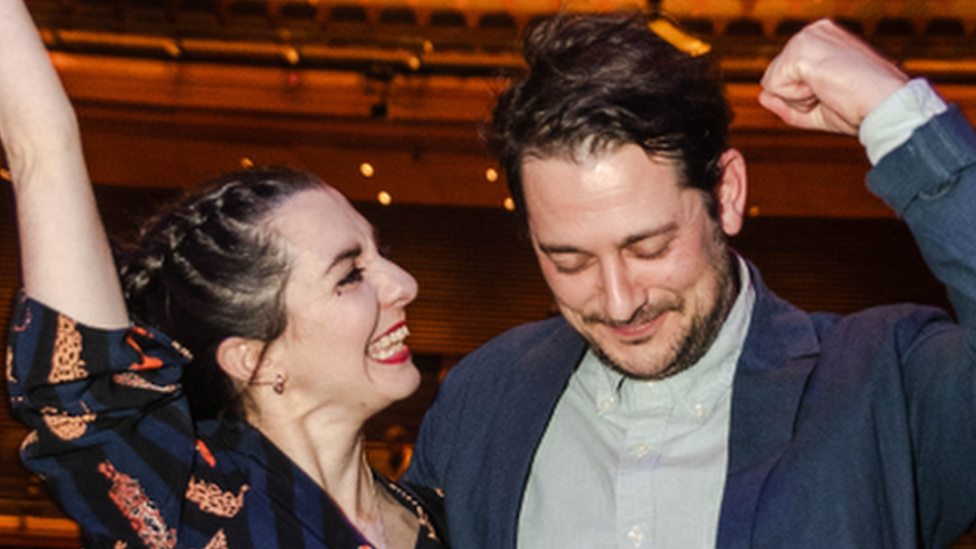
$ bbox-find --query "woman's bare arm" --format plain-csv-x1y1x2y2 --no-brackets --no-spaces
0,0,127,328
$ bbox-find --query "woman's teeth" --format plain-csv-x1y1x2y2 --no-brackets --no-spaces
368,325,410,360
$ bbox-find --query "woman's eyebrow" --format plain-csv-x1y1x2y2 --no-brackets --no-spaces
325,245,362,275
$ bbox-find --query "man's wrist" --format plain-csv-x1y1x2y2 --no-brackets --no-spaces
859,78,948,165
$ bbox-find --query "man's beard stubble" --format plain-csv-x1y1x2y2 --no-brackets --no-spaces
590,248,739,382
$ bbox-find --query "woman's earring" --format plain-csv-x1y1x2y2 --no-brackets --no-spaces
273,373,286,395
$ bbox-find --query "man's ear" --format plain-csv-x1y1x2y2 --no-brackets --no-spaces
715,148,748,237
216,336,266,383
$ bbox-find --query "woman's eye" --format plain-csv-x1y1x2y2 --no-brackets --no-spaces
338,266,364,288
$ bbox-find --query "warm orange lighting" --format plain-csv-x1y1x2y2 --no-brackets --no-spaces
0,168,10,182
240,158,254,169
164,42,181,59
503,197,515,211
485,168,499,183
748,205,761,217
360,163,375,178
378,191,393,206
283,47,300,66
647,18,711,57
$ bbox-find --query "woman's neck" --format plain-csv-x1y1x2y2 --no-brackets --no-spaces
244,394,419,549
249,401,373,512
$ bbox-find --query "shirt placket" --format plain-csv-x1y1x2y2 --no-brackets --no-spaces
615,382,672,549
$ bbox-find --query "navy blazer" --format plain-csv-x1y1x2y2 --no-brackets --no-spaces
408,107,976,549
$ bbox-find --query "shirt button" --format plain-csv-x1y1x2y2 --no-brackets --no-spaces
627,525,644,547
694,403,706,418
598,399,614,412
632,444,650,457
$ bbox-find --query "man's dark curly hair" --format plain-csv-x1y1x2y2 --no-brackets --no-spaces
486,11,732,225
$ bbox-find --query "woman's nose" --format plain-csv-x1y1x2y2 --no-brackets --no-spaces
378,257,418,308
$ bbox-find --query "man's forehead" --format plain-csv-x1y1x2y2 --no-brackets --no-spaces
522,142,682,175
521,145,685,200
521,145,703,246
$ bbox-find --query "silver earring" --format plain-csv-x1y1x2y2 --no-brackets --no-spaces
273,373,285,394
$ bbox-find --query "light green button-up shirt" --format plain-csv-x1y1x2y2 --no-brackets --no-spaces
518,257,754,549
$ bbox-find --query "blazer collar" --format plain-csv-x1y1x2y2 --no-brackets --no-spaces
717,261,821,549
484,318,587,549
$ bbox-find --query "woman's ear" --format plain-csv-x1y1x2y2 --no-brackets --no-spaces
216,336,266,383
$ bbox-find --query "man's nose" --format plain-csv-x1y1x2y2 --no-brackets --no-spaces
599,258,644,323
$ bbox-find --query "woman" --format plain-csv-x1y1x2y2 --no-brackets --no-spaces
2,0,445,547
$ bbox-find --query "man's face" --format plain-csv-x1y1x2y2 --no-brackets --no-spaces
522,144,743,380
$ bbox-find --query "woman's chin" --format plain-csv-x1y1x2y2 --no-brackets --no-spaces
367,358,422,405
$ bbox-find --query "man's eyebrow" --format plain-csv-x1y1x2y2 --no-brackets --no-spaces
536,222,679,256
325,245,362,275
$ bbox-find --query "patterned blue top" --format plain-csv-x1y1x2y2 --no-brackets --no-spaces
7,294,447,549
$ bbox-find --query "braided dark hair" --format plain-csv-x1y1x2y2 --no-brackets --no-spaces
116,166,323,419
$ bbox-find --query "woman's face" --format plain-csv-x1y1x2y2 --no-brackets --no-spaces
264,186,420,418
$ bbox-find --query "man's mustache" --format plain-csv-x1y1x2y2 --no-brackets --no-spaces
581,297,684,328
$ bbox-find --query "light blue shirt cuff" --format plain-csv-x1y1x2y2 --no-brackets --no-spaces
860,78,948,166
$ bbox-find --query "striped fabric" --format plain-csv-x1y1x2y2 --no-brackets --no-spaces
7,294,447,549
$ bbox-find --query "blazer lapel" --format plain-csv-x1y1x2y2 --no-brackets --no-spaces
484,319,587,549
716,264,820,549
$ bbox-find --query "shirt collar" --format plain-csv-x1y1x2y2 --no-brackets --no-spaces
577,255,755,419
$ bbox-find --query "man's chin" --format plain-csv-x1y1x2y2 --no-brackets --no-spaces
591,343,677,381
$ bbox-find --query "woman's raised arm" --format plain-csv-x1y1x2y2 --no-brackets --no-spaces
0,0,127,328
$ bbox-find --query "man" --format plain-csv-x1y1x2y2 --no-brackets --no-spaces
407,12,976,549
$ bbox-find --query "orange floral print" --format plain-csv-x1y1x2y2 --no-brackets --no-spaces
201,529,228,549
6,346,14,383
112,372,178,394
170,339,193,361
125,327,164,371
49,315,87,383
185,477,248,518
196,440,216,468
41,406,96,441
99,461,177,549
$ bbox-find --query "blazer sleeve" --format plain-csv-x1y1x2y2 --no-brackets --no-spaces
866,105,976,547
